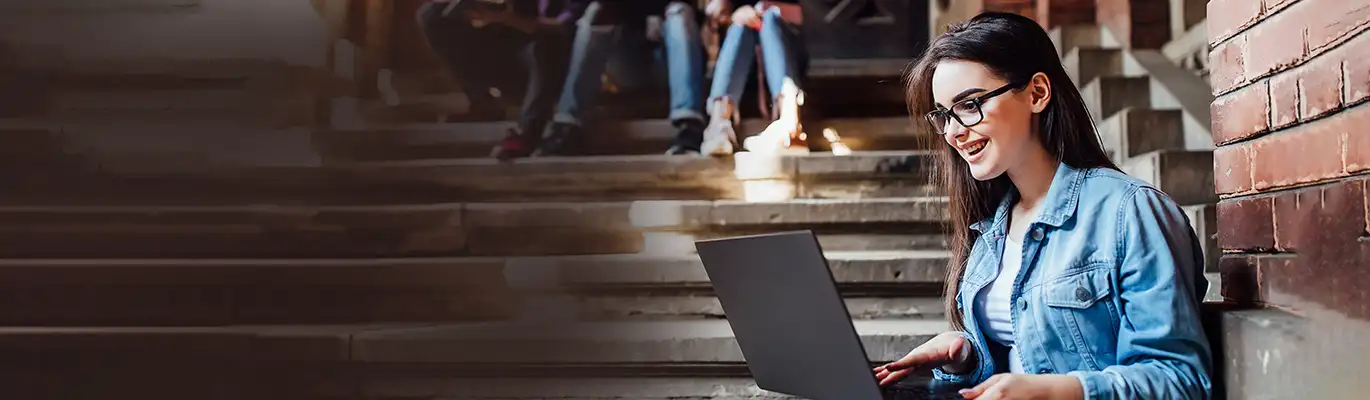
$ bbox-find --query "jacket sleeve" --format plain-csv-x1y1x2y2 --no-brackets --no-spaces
931,330,991,384
1068,186,1213,400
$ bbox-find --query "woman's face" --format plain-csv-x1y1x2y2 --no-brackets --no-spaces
929,60,1047,181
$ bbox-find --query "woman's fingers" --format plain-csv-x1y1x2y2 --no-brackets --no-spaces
878,368,911,386
958,373,1006,399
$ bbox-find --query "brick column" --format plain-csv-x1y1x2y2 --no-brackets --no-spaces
1096,0,1171,48
1209,0,1370,316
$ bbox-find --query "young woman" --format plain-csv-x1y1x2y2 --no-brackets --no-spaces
871,12,1214,400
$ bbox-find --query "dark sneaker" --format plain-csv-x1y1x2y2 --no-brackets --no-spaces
491,128,539,160
665,120,705,155
534,123,582,157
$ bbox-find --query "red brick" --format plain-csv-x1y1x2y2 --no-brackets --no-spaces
1219,255,1260,304
1271,189,1303,252
1212,81,1271,144
1300,54,1346,120
1349,119,1370,173
1218,196,1276,251
1210,36,1249,94
1246,9,1308,79
1215,144,1254,194
1346,33,1370,104
1264,180,1370,317
1210,0,1265,44
1263,0,1298,13
1251,116,1346,190
1304,0,1370,52
1273,179,1367,250
1270,70,1301,128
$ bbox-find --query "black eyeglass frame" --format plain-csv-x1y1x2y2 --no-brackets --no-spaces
924,80,1029,134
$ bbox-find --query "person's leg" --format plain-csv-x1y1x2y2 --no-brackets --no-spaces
659,1,709,154
493,27,572,159
745,7,809,154
525,1,617,157
661,2,706,124
692,23,757,156
548,1,616,130
518,29,572,140
416,2,504,119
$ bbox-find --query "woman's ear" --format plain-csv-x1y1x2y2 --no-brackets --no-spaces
1027,72,1051,113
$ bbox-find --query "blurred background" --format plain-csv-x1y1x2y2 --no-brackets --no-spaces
0,0,1364,398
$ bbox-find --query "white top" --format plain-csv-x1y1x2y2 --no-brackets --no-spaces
975,230,1027,374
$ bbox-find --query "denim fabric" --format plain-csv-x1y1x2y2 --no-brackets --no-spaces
932,162,1214,400
417,1,571,135
708,6,806,105
553,1,706,126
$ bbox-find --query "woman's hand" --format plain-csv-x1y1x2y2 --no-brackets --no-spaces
957,373,1085,400
872,331,973,386
731,5,762,29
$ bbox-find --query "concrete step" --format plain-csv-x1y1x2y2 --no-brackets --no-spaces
504,250,949,291
1097,108,1186,161
1120,150,1217,206
1049,24,1119,58
0,257,520,325
0,198,946,257
546,295,944,321
1063,47,1123,87
348,319,944,367
352,377,806,400
3,152,937,205
317,117,929,161
630,198,948,231
1081,76,1151,121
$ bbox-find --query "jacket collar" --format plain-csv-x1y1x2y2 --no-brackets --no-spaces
968,161,1087,234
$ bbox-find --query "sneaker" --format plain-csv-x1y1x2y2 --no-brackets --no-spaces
491,128,540,160
699,99,739,156
666,119,705,155
534,123,582,157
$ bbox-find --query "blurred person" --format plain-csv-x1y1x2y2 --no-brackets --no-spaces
494,0,707,158
696,0,809,156
417,0,573,145
871,12,1213,400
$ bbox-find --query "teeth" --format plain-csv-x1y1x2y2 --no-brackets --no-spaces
967,141,986,154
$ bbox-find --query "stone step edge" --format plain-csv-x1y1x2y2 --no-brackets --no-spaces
0,319,946,368
0,198,950,228
0,250,951,288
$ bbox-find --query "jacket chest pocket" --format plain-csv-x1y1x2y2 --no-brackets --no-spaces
1042,267,1119,370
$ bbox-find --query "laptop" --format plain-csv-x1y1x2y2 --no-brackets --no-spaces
694,231,970,400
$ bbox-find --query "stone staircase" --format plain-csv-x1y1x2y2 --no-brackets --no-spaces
0,40,953,397
0,15,1225,400
1054,24,1222,300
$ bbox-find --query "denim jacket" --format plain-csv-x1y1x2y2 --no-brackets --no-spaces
932,162,1213,400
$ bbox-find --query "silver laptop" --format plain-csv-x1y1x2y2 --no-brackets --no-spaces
694,230,969,400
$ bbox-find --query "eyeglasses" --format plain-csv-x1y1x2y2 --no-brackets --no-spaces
924,80,1027,134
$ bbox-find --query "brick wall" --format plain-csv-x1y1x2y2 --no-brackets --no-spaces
1209,0,1370,317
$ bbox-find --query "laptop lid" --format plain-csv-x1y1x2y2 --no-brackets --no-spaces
694,231,885,400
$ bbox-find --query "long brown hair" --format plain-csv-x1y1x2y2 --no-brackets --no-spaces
904,12,1118,331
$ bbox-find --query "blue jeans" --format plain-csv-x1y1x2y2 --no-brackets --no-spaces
708,6,807,109
553,1,706,126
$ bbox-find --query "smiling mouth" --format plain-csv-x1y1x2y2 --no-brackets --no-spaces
965,140,987,157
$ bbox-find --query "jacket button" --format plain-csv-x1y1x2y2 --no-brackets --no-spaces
1018,297,1028,310
1038,368,1049,374
1031,228,1044,241
1075,287,1091,302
